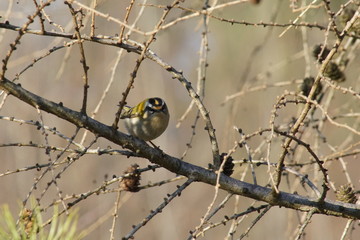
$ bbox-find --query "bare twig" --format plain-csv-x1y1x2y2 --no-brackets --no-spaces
123,179,194,240
65,1,90,114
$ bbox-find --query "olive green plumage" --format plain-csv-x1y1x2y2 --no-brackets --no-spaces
120,97,169,141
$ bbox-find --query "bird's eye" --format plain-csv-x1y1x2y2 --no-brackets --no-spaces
146,106,155,114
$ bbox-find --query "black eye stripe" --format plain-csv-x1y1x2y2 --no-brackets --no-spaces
145,106,155,113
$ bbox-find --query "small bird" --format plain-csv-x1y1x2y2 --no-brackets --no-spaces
120,97,169,141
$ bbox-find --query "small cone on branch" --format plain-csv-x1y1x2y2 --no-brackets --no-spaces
120,164,141,192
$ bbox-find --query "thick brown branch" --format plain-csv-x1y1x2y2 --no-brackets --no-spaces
0,77,359,219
